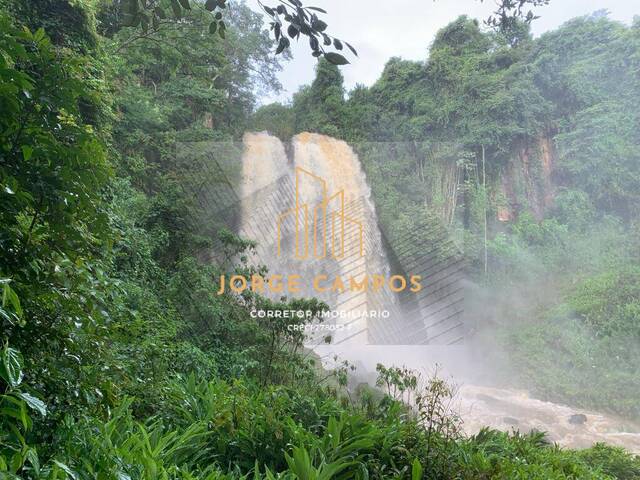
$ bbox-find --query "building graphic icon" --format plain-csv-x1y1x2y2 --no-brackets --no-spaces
277,167,364,260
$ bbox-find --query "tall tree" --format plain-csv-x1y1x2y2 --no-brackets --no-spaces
292,58,346,137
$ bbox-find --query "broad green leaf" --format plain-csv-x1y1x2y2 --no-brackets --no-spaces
10,452,22,475
0,346,24,388
412,458,423,480
21,145,32,161
25,448,40,476
2,283,23,319
54,461,78,480
1,395,29,429
16,392,47,416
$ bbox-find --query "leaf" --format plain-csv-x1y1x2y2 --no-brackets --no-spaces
2,282,23,319
0,306,16,325
204,0,216,11
312,19,327,32
209,21,217,34
1,395,29,428
17,392,47,416
178,0,191,10
215,12,222,20
309,36,319,51
287,24,299,39
154,6,166,18
324,52,349,65
345,41,358,57
54,461,78,480
411,458,423,480
307,6,327,13
333,38,343,50
0,345,24,388
276,37,290,55
21,145,33,161
25,448,40,476
218,21,226,39
11,452,22,473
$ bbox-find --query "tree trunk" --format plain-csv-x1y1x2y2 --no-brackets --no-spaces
482,144,488,276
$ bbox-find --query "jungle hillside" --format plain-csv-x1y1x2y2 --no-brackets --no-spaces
1,0,640,479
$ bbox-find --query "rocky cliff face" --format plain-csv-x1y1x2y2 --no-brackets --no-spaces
498,134,558,223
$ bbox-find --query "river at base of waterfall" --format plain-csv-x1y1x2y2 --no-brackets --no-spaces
315,344,640,454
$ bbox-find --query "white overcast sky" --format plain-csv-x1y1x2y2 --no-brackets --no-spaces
258,0,638,104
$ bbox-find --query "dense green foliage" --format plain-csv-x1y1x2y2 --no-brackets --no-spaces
1,1,640,478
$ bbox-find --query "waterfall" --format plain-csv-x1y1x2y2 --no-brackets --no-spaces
237,132,399,345
230,131,470,349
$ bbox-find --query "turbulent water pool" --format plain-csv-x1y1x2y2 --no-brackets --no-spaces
315,344,640,454
458,384,640,453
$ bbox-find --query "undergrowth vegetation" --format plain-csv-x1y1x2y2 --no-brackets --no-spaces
1,0,640,478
